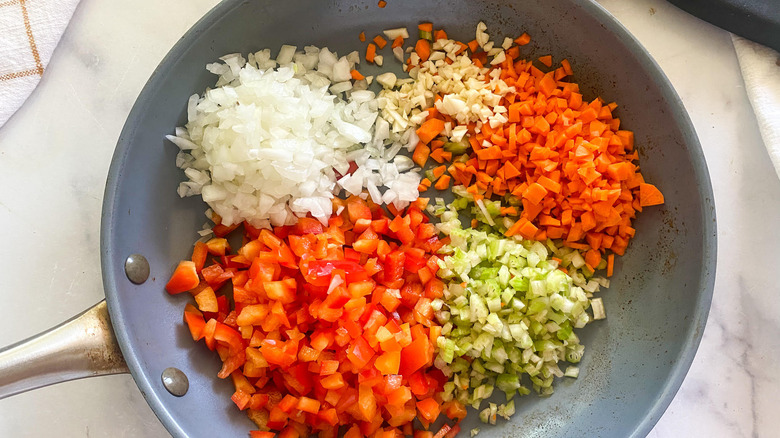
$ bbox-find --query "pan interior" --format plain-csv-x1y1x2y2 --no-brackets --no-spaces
101,1,715,437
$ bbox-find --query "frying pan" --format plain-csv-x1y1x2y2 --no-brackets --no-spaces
0,0,716,436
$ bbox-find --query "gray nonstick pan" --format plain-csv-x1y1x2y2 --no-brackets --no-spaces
0,0,716,437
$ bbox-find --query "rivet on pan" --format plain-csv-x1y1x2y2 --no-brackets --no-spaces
124,254,150,284
161,367,189,397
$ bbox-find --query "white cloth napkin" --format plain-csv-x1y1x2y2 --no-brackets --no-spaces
732,35,780,180
0,0,80,127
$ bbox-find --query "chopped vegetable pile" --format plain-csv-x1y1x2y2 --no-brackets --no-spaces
165,19,665,438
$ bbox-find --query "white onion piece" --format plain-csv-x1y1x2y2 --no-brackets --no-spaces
169,46,421,227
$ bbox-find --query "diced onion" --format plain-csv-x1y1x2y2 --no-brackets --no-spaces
168,46,421,227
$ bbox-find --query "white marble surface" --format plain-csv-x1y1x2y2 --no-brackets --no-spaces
0,0,777,436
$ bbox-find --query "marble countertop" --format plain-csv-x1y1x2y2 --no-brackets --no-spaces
1,0,778,436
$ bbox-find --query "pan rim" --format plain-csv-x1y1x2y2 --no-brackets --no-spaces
100,1,717,437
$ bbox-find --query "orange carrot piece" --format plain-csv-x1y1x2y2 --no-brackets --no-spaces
429,148,452,163
431,165,447,180
475,146,503,161
366,43,377,63
607,254,615,277
378,0,387,7
418,22,433,33
434,175,451,190
467,40,479,52
350,69,365,81
416,118,445,144
412,144,431,168
359,31,366,42
391,36,404,48
639,183,664,206
502,161,521,179
514,32,531,46
518,219,539,239
415,39,431,62
504,218,526,237
538,55,552,67
584,249,601,270
538,72,557,96
434,29,448,41
561,59,573,75
373,35,388,49
523,182,547,205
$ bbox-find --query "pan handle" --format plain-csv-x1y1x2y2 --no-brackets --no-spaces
0,300,128,399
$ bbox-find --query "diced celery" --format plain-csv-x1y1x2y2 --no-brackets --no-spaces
430,205,607,425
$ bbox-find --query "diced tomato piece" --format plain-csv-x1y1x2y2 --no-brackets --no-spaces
399,336,430,376
260,339,296,368
166,260,200,294
171,203,450,434
346,336,375,369
317,407,339,426
296,396,321,414
183,304,205,341
250,431,276,438
292,217,324,235
399,281,423,309
386,385,412,406
416,397,441,423
212,222,239,237
347,197,372,222
249,393,270,410
288,235,313,257
416,223,437,240
358,383,378,422
191,242,208,272
374,351,401,375
265,280,297,304
382,251,405,283
321,372,346,390
442,400,467,421
232,390,252,410
344,425,362,438
206,237,230,256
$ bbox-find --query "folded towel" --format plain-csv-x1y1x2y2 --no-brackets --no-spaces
732,35,780,180
0,0,81,127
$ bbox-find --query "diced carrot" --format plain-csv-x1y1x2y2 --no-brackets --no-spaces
358,26,664,278
514,32,531,45
561,58,573,75
366,43,377,63
378,0,387,7
374,35,388,49
429,148,452,163
416,118,445,144
538,55,552,67
522,182,547,205
434,175,451,190
639,183,664,206
351,69,365,81
431,165,447,180
585,249,602,270
475,146,503,160
359,31,366,42
607,254,615,277
415,39,431,62
412,143,431,168
392,36,404,48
